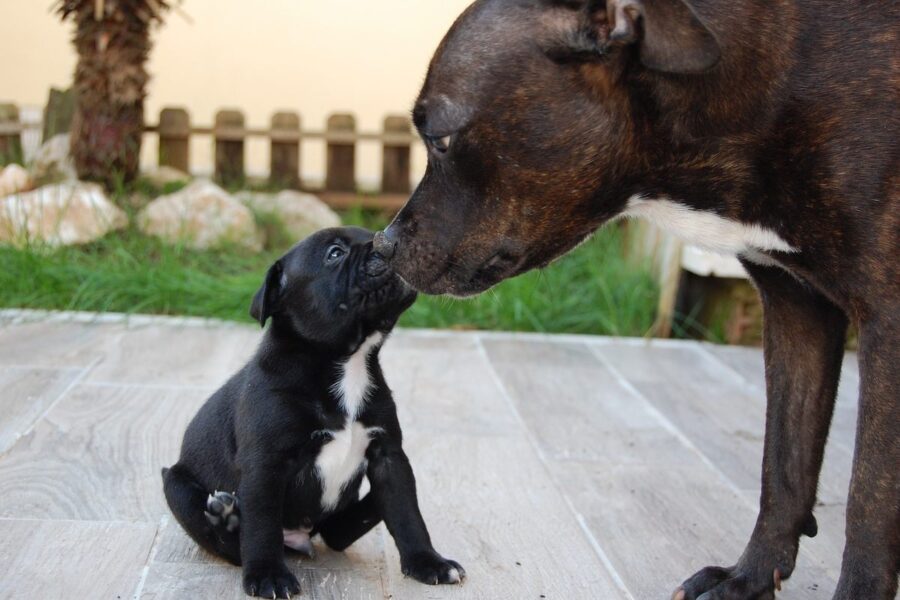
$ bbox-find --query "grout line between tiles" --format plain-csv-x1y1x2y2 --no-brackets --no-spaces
0,356,102,460
475,335,636,600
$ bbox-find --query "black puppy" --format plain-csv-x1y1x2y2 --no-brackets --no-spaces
162,227,464,598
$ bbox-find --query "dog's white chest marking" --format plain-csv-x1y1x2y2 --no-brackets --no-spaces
315,422,380,509
316,332,383,510
622,196,798,259
330,332,382,419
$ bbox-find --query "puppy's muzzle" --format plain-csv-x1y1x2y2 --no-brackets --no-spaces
365,252,390,278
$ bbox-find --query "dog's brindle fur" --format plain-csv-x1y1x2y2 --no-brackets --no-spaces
162,228,463,599
375,1,899,598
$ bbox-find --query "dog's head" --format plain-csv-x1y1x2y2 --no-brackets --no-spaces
376,0,720,295
251,227,417,349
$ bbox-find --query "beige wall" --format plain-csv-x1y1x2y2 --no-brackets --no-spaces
0,0,473,186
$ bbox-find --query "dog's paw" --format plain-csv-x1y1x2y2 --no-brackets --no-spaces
673,563,786,600
242,562,301,598
205,490,240,533
401,549,466,585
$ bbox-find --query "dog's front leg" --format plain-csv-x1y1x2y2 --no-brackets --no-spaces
236,453,301,599
677,263,848,600
834,313,899,600
366,441,465,585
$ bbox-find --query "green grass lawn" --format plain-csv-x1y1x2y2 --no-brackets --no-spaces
0,207,659,336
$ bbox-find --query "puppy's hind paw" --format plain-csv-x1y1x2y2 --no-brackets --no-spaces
205,490,240,533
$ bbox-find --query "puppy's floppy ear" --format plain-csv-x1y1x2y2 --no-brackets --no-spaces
250,260,283,327
606,0,720,74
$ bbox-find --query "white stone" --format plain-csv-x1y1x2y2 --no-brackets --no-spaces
29,134,76,184
141,165,190,188
0,182,127,248
238,190,341,241
137,179,262,251
0,164,32,198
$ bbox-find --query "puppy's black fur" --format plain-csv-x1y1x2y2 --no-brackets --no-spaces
162,227,464,598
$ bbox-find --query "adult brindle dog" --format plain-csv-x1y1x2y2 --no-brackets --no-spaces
373,0,899,598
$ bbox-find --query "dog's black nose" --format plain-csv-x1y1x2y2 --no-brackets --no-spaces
373,228,397,259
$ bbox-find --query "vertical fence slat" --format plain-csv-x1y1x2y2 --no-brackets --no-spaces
158,107,190,173
0,104,23,166
214,109,245,186
42,88,75,143
325,113,356,192
270,111,301,189
381,115,412,194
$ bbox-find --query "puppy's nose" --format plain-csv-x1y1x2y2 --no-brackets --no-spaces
373,228,397,260
365,252,389,277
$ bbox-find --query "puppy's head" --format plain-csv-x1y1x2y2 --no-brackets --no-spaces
251,227,416,349
377,0,720,296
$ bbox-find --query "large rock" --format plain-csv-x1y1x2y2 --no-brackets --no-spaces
138,180,262,251
141,165,190,188
0,182,127,248
0,164,32,198
30,134,76,184
238,190,341,241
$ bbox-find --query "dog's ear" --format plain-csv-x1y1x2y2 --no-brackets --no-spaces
605,0,720,74
250,260,284,327
544,0,719,74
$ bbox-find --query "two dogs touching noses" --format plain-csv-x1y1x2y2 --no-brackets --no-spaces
165,0,899,599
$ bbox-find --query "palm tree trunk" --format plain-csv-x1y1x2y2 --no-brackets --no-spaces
58,1,169,190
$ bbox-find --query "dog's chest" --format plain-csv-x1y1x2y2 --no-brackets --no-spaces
622,196,798,262
314,333,383,511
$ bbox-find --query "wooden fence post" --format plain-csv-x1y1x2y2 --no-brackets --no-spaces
0,104,23,166
42,88,75,142
270,111,301,189
158,107,190,173
325,113,356,192
214,109,245,186
381,115,412,194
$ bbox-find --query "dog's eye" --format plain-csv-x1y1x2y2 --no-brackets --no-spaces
326,245,346,261
426,134,451,154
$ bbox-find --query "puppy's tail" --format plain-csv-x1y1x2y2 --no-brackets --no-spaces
162,463,241,565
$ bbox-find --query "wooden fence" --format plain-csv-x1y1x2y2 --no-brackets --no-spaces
0,104,420,210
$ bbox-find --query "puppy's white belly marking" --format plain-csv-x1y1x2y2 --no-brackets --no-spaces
622,196,798,259
315,422,381,510
317,332,385,510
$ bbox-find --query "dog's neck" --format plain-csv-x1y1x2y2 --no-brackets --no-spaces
257,318,386,377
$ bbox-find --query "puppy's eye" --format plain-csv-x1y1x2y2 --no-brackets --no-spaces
326,245,346,261
426,134,451,154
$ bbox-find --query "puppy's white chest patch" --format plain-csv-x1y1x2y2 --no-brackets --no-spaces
330,332,383,419
315,422,380,510
316,332,384,510
622,196,798,259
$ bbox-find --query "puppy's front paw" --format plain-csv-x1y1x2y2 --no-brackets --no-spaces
401,549,466,585
205,490,240,533
242,562,301,598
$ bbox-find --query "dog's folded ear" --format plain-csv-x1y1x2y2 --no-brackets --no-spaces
544,0,720,74
250,260,284,327
606,0,720,73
